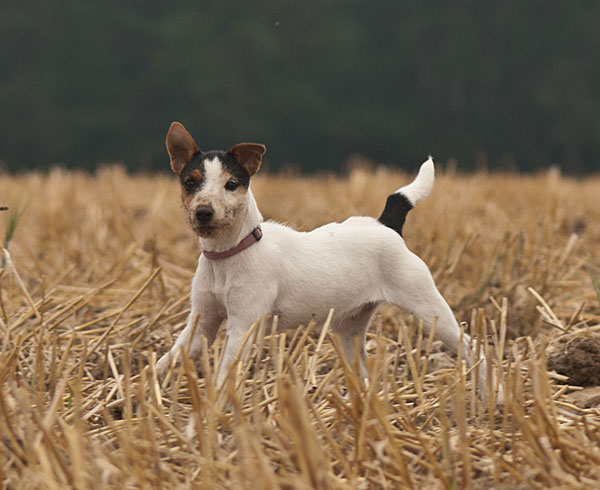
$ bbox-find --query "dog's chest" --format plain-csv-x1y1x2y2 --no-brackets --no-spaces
195,258,248,309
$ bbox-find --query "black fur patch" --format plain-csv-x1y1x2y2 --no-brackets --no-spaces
378,193,413,237
179,150,251,190
220,151,251,188
179,152,206,190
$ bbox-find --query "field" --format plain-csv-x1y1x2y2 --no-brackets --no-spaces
1,164,600,489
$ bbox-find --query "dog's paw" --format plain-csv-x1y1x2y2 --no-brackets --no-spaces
155,353,172,378
495,384,505,406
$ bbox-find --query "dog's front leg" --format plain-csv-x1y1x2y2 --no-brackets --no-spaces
215,315,257,388
214,284,276,388
156,293,223,377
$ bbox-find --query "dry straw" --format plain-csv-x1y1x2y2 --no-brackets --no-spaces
1,165,599,489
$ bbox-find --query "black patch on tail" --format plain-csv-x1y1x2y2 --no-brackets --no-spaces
378,193,413,236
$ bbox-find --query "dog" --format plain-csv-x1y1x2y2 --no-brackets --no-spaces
156,122,494,399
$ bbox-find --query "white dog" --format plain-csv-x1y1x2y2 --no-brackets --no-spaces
156,122,492,397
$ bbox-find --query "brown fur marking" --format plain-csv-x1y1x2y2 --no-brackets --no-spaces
220,168,248,194
228,143,266,176
166,122,199,175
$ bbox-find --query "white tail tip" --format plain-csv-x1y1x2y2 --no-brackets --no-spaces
395,157,435,205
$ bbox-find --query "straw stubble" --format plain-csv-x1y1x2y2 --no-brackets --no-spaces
1,165,599,488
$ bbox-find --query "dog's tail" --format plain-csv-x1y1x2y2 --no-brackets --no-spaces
378,157,435,236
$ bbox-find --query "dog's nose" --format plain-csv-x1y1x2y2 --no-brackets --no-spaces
195,205,214,223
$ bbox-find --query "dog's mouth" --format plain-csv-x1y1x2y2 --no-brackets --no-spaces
187,216,218,237
192,223,218,237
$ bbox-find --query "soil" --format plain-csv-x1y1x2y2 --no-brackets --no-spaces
547,335,600,387
566,386,600,409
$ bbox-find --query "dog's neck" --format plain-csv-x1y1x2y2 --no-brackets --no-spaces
198,189,263,253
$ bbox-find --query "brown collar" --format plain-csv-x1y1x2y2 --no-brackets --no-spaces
202,226,263,260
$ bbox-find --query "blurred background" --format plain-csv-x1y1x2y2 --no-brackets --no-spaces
1,1,599,173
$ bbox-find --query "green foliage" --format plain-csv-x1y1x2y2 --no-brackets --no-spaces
0,1,599,173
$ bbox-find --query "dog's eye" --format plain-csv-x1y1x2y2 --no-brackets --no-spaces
184,179,198,192
225,180,239,191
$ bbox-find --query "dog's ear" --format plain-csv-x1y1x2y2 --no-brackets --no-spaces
166,122,199,175
228,143,266,177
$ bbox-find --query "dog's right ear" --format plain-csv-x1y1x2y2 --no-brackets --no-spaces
166,122,199,175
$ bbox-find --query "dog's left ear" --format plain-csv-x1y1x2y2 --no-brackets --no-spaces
229,143,266,176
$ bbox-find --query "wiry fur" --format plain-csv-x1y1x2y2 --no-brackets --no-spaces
157,122,497,400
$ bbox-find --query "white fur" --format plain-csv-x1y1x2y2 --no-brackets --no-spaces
157,158,494,399
396,157,434,205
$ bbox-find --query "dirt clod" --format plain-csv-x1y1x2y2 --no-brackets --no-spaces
548,336,600,386
566,387,600,409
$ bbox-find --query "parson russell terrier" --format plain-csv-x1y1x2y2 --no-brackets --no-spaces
156,122,497,400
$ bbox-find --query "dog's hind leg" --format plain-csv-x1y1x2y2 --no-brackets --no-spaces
332,304,378,380
384,250,490,398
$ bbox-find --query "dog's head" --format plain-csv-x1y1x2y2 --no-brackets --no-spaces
166,122,266,238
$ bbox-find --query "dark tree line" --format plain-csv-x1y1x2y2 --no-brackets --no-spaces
1,1,599,173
